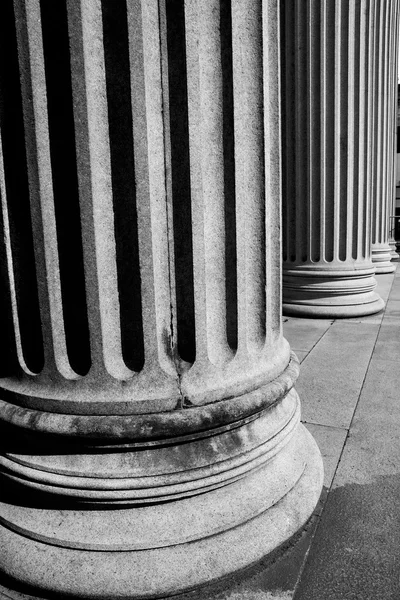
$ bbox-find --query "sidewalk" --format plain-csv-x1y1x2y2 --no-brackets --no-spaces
290,264,400,600
181,264,400,600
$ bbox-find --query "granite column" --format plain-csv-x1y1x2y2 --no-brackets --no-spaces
387,2,400,260
0,1,323,598
281,0,385,317
371,0,399,272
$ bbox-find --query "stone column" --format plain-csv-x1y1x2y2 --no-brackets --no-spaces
371,0,399,273
388,3,400,260
0,1,323,598
281,0,385,317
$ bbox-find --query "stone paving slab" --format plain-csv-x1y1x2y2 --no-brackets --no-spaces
282,318,333,353
382,298,400,320
334,311,384,325
296,321,380,428
332,357,400,486
386,280,400,300
374,273,396,302
292,350,307,363
293,356,400,600
372,322,400,362
303,423,347,488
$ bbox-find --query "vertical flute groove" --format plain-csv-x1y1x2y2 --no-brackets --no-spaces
347,1,356,261
14,0,76,379
370,0,396,272
0,133,27,375
67,0,131,379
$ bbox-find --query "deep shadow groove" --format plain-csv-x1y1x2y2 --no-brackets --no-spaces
280,0,288,263
220,0,237,352
339,3,349,262
0,0,43,374
281,0,297,263
352,1,361,260
324,0,336,263
0,210,18,377
40,0,91,376
165,0,196,364
101,0,144,372
310,1,321,263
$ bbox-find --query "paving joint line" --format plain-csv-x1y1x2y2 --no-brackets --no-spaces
326,268,397,484
301,420,348,432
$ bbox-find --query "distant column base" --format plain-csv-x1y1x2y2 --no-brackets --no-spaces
372,246,396,273
283,268,384,318
389,239,400,261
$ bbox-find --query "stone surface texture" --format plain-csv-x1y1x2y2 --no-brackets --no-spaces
0,1,322,598
281,0,397,317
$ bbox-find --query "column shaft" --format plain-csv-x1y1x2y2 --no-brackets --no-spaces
371,0,398,273
388,2,400,260
281,0,390,317
0,1,323,598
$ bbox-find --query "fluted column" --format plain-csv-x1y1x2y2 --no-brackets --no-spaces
0,1,323,598
281,0,385,317
371,0,399,272
388,3,400,260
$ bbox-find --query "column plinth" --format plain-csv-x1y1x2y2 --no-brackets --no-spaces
281,0,387,317
0,1,323,598
283,266,383,318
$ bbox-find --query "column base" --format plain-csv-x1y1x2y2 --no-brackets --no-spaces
283,267,384,318
389,239,399,261
0,361,323,600
372,246,396,273
0,424,322,600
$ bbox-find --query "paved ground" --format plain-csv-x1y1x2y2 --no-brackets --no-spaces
291,264,400,600
180,264,400,600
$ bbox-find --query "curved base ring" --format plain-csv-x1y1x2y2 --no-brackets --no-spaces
0,394,323,599
282,268,384,318
283,294,384,318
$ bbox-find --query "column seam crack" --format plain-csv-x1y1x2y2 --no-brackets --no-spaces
157,0,185,408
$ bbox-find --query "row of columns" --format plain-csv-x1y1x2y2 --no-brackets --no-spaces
0,1,398,598
282,0,400,317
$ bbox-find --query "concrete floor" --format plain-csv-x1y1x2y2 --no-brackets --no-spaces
179,264,400,600
290,264,400,600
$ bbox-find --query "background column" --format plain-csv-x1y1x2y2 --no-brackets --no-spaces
371,0,398,273
0,1,323,598
386,1,400,261
281,0,384,317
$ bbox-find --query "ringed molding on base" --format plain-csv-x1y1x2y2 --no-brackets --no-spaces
372,246,396,274
0,354,324,599
282,266,385,318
